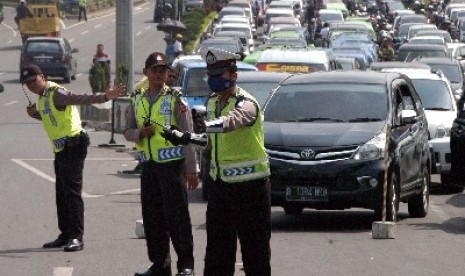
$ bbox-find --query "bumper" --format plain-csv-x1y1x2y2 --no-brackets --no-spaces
429,137,451,174
270,157,386,210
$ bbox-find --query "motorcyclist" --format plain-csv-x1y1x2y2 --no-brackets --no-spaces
15,0,33,27
378,38,395,61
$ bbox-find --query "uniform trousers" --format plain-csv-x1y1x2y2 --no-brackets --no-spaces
54,133,88,241
141,160,194,272
204,178,271,276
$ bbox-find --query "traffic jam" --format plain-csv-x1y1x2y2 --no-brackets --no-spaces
173,0,465,222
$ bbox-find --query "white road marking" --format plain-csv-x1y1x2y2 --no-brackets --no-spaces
53,267,73,276
136,31,142,36
110,188,140,195
145,26,151,30
69,38,75,43
94,23,102,28
11,159,105,198
1,22,17,37
5,101,19,106
81,30,89,35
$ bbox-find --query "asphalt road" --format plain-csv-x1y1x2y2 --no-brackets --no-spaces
1,2,465,276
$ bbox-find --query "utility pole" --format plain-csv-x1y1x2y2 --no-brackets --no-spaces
116,0,134,94
100,0,133,147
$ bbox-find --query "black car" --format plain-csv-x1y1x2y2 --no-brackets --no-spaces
20,37,78,83
264,71,431,221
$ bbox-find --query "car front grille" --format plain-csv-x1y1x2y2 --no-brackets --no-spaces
266,145,359,162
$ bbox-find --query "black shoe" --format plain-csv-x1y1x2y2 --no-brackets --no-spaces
135,265,172,276
176,269,194,276
63,239,84,252
42,238,67,248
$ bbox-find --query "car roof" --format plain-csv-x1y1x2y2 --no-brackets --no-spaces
398,43,447,50
257,48,331,63
417,57,460,65
280,70,400,85
175,55,257,70
370,61,431,70
236,71,293,82
26,37,64,42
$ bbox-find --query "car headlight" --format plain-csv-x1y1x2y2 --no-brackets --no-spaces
353,132,386,160
434,124,450,138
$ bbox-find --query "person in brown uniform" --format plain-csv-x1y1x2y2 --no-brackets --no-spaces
124,52,198,276
22,64,126,252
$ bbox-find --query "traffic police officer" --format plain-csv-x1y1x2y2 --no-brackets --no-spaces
164,47,272,275
124,52,198,276
22,64,126,252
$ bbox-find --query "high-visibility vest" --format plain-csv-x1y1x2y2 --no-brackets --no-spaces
37,81,82,153
207,88,270,183
79,0,87,7
133,86,184,163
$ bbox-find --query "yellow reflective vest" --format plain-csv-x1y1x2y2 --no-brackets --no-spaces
207,88,270,183
132,86,184,163
37,81,82,153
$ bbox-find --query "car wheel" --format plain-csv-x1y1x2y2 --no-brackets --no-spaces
408,167,430,218
64,71,71,83
374,173,399,222
71,74,76,80
441,173,465,193
283,205,303,215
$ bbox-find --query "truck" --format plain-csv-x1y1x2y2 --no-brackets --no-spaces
19,3,63,43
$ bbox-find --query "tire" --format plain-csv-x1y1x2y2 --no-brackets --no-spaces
71,74,76,80
441,173,465,193
374,173,399,222
408,167,430,218
284,205,303,215
64,71,71,83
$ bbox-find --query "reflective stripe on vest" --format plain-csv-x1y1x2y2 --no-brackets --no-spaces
207,88,270,183
37,81,82,153
134,87,184,163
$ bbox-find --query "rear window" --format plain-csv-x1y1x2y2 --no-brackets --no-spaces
397,49,447,61
264,83,388,122
411,79,453,110
26,41,61,53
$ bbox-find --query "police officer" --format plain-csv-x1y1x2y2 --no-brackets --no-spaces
22,64,126,252
163,47,272,275
124,52,198,276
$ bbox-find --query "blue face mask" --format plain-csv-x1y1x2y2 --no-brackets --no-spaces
207,75,235,93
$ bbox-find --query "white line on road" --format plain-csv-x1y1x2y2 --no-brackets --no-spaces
136,31,142,37
110,188,140,195
1,22,17,37
5,101,19,106
81,30,89,35
69,38,75,43
94,23,102,28
11,159,103,198
145,26,151,30
53,267,73,276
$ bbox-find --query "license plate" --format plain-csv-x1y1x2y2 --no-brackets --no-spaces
286,186,328,202
34,58,52,63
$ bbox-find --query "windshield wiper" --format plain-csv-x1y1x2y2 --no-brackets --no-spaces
347,117,383,122
296,117,344,122
426,107,450,111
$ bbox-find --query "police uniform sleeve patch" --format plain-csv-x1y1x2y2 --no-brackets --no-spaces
56,88,67,95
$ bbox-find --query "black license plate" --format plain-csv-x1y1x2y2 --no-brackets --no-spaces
286,186,328,202
34,58,52,63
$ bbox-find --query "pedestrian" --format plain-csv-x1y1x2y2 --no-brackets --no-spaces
93,43,110,65
78,0,87,22
22,64,126,252
164,47,272,275
174,33,184,58
124,52,198,276
165,65,177,87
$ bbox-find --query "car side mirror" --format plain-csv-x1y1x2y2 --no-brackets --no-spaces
401,109,418,124
0,84,4,93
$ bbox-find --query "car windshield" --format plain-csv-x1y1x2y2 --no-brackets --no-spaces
186,68,210,97
397,49,447,61
411,79,453,110
237,82,280,107
428,64,462,83
264,83,388,122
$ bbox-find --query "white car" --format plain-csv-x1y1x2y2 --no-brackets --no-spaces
383,68,460,191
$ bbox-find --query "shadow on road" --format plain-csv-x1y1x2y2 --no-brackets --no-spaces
270,209,409,233
0,45,22,52
410,217,465,235
0,247,63,258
